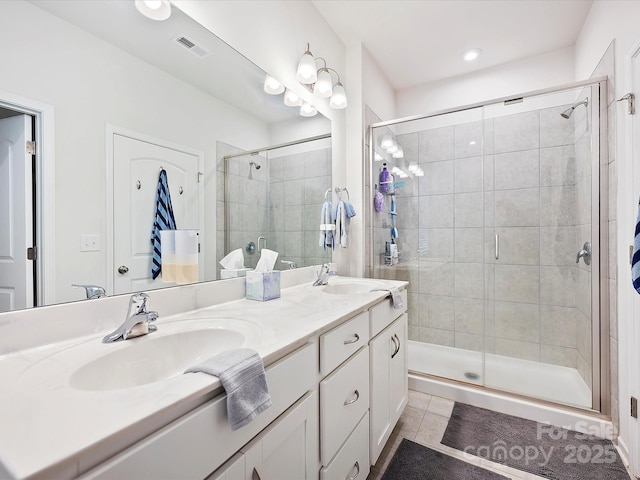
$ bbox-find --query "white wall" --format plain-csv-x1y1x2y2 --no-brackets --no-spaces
396,47,576,117
362,47,396,122
0,1,271,304
575,0,640,472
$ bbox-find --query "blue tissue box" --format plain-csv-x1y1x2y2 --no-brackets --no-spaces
246,270,281,301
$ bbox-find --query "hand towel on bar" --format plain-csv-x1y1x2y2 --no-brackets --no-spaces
319,201,334,250
632,195,640,293
151,169,177,279
344,201,357,218
185,348,272,430
334,200,349,248
373,286,404,309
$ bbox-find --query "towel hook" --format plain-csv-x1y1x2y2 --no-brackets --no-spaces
324,188,332,201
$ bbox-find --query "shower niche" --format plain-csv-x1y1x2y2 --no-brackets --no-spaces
368,79,607,412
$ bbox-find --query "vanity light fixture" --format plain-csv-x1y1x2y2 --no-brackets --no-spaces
380,135,394,150
134,0,171,21
264,75,285,95
296,43,348,109
300,102,318,117
463,48,482,62
284,89,303,107
392,146,404,159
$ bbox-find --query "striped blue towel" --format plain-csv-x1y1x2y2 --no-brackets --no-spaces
151,169,177,279
633,196,640,293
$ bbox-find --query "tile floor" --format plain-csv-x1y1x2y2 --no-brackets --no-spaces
367,390,562,480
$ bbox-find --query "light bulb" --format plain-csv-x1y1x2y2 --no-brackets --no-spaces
296,46,317,84
380,135,393,150
134,0,171,20
300,102,317,117
392,147,404,159
374,152,383,162
313,69,333,98
263,75,284,95
329,82,347,109
284,89,303,107
387,143,398,155
408,161,419,173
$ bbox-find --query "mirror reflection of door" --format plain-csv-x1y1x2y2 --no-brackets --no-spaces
112,134,202,295
0,113,35,312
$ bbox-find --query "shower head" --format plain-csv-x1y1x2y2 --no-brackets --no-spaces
560,98,588,119
249,160,261,170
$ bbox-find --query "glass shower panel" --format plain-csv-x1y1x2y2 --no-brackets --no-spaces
482,86,595,409
371,107,486,386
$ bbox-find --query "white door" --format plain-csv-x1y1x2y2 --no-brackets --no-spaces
113,134,201,295
0,115,33,312
628,48,640,479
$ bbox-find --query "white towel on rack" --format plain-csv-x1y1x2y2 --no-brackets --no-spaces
334,200,349,248
319,201,334,250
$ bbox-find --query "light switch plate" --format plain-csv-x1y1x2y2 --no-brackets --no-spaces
80,234,100,252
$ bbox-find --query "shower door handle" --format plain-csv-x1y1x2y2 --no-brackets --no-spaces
257,236,266,252
495,234,499,260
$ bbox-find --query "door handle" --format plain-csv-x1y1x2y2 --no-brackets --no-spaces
391,333,401,358
344,389,360,406
346,461,360,480
344,333,360,345
117,265,129,274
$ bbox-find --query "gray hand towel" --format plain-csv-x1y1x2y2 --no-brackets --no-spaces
185,348,272,430
373,287,404,309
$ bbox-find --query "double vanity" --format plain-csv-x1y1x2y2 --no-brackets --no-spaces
0,267,407,479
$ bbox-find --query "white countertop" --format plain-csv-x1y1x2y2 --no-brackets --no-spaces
0,276,406,479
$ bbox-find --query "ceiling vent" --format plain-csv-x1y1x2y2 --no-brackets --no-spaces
173,35,210,58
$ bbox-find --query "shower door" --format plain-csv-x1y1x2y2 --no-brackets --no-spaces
370,80,604,411
482,85,600,410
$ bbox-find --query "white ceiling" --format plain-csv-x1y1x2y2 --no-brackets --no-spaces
311,0,593,90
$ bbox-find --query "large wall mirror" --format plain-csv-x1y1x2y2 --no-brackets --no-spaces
0,0,331,312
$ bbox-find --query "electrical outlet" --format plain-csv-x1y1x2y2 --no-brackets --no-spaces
80,234,100,252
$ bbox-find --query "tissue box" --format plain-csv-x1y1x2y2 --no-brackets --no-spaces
245,270,281,301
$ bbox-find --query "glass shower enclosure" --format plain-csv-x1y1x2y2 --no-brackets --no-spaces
219,135,332,277
368,79,607,412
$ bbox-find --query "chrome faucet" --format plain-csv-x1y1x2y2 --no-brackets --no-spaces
72,284,106,299
102,293,159,343
313,263,336,286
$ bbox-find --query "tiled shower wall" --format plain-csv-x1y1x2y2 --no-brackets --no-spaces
374,102,594,377
267,148,332,269
216,142,331,277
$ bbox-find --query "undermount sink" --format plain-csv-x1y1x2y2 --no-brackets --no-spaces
67,318,262,391
319,279,388,295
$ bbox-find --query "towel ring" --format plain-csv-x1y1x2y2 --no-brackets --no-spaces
335,187,349,201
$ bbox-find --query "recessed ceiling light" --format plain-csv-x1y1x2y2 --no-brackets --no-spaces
134,0,171,21
463,48,482,62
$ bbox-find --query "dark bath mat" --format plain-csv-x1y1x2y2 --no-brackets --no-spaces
441,402,630,480
380,438,509,480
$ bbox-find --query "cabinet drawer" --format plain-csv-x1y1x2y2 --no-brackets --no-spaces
370,289,407,338
321,412,369,480
320,311,368,376
320,346,369,464
80,343,317,480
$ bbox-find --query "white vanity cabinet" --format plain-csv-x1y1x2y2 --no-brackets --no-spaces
318,311,371,480
209,391,318,480
369,300,408,466
80,343,318,480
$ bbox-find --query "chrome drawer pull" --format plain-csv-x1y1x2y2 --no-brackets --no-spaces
344,389,360,406
344,333,360,345
252,467,261,480
346,461,360,480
